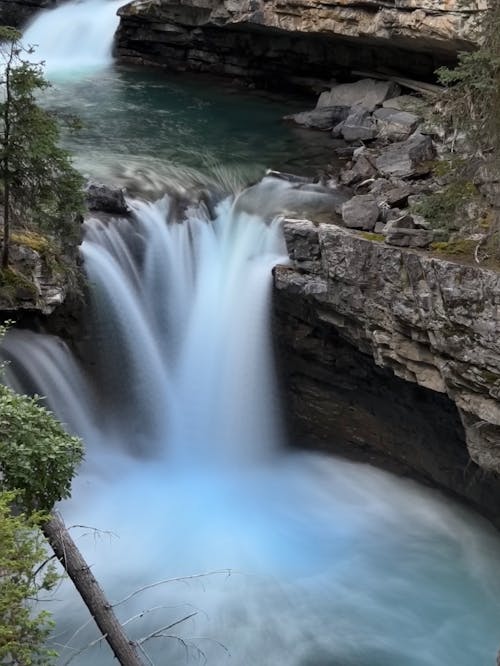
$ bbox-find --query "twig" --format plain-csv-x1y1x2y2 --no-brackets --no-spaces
113,570,233,608
137,612,198,646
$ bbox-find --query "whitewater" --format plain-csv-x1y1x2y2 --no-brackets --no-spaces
2,1,500,664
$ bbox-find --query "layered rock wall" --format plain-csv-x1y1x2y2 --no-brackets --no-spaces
116,0,485,84
273,219,500,522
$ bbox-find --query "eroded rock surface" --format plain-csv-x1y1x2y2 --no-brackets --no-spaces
273,219,500,521
116,0,485,84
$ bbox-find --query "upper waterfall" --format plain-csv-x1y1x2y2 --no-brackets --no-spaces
23,0,123,74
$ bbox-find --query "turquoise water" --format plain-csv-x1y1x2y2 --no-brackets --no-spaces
45,65,333,189
8,43,500,666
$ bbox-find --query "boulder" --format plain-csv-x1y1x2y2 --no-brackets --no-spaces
382,95,422,111
85,183,129,215
340,155,377,186
286,106,349,130
342,194,379,230
375,132,435,179
317,79,400,112
370,178,413,208
373,108,421,142
339,107,377,142
384,213,433,247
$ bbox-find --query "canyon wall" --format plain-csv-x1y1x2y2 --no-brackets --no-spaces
115,0,486,85
273,220,500,524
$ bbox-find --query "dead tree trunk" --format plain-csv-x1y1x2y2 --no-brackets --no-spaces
42,511,144,666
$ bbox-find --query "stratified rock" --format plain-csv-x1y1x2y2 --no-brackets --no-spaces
339,107,377,142
375,132,435,179
286,106,349,130
342,194,379,230
116,2,485,85
273,219,500,524
318,79,400,112
85,183,129,215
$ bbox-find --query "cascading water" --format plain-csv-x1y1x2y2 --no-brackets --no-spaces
23,0,122,74
4,185,500,666
4,2,500,664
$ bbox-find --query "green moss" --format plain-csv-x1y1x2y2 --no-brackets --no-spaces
11,230,51,253
360,232,385,242
430,239,476,256
0,268,38,305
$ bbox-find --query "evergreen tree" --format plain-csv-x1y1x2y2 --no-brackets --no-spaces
0,27,84,268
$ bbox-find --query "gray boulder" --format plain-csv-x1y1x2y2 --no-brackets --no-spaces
339,107,377,142
342,194,379,230
340,155,377,186
286,106,349,130
86,183,129,215
375,132,435,179
318,79,401,112
382,94,422,111
373,108,421,142
384,213,433,247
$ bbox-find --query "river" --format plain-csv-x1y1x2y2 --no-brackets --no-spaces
2,1,500,664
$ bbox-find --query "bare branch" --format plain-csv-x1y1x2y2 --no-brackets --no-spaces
113,569,233,608
137,612,198,646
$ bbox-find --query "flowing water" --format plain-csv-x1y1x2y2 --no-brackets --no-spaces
2,2,500,665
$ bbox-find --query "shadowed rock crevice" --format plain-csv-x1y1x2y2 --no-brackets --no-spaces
273,277,500,527
114,0,484,85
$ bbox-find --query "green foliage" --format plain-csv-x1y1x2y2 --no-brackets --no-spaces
0,382,84,512
0,27,84,266
411,181,477,231
0,490,59,666
436,3,500,166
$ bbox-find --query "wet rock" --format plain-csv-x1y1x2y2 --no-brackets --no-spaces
342,194,379,230
286,106,349,130
318,79,400,112
375,132,435,179
373,108,421,142
233,175,347,223
85,183,130,215
339,107,377,142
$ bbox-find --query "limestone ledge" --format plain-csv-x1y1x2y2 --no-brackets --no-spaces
118,0,485,55
274,219,500,474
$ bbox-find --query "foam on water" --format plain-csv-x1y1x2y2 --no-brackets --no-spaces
3,188,500,665
23,0,123,76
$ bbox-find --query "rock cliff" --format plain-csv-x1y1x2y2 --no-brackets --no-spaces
116,0,485,84
0,0,56,27
273,219,500,523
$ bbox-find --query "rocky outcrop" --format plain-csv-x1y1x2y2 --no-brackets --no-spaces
273,219,500,523
116,0,485,85
0,0,56,27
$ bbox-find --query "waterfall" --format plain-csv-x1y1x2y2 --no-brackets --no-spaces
23,0,123,74
4,1,500,656
3,186,500,666
2,190,287,462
